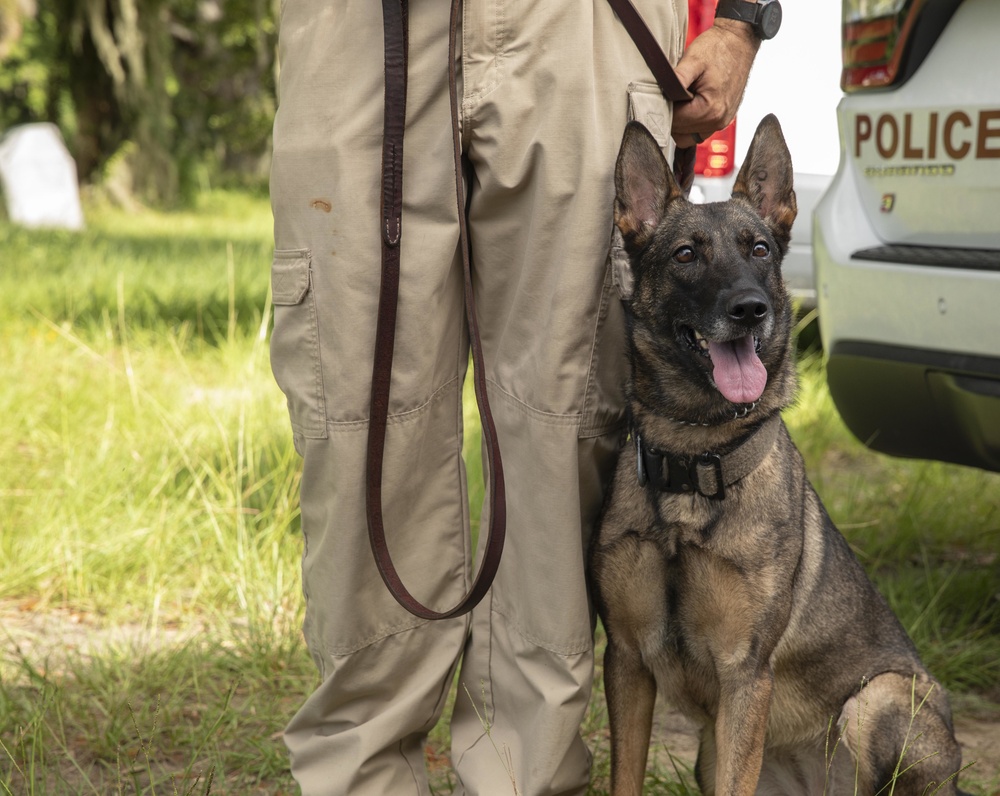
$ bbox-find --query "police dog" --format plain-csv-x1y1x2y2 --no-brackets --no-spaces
589,115,963,796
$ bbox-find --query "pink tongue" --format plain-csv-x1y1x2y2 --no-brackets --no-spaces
707,336,767,404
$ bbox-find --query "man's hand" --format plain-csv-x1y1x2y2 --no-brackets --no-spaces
672,19,760,148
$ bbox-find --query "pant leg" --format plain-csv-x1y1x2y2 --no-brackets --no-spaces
449,2,686,794
269,2,473,793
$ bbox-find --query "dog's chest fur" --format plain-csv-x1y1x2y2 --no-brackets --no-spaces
597,435,805,714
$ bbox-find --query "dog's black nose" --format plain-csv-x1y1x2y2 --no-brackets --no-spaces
726,289,770,326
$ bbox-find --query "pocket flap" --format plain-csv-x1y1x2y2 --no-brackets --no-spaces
271,253,311,305
627,83,673,149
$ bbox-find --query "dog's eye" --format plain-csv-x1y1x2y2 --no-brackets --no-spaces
673,246,696,264
752,242,770,258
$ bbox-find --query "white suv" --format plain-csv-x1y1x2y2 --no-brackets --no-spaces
813,0,1000,471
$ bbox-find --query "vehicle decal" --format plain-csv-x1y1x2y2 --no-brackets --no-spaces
853,109,1000,162
864,165,955,178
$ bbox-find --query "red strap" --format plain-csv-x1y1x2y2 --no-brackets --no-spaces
368,0,506,620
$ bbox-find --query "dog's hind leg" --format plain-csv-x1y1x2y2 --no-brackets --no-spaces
836,672,962,795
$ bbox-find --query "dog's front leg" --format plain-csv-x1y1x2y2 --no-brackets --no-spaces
604,636,656,796
712,664,773,796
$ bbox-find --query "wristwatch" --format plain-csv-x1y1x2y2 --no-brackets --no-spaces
715,0,782,41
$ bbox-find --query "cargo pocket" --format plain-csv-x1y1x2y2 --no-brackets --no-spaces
270,249,328,439
627,82,675,154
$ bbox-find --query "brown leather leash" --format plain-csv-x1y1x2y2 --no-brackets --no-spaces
370,0,693,619
607,0,692,103
368,0,506,620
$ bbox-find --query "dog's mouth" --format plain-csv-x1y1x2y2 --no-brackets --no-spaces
683,326,767,405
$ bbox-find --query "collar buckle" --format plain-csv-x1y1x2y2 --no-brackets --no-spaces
634,415,782,500
637,439,726,500
696,453,726,500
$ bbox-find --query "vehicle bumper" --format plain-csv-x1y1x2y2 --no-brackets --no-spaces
814,173,1000,470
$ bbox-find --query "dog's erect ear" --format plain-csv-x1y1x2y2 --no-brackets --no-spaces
732,114,798,248
614,121,683,253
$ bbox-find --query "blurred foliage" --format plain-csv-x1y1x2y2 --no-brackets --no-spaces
0,0,277,204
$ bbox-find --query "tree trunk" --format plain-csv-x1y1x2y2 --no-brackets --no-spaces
81,0,177,203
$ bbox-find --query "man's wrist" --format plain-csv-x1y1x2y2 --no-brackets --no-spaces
712,17,763,61
714,0,782,41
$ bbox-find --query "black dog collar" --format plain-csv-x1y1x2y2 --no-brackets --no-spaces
635,414,781,500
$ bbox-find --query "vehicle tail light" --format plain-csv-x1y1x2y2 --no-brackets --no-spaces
694,126,737,177
841,0,920,91
687,0,736,176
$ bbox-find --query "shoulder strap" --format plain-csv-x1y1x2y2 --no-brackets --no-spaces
606,0,697,193
606,0,693,102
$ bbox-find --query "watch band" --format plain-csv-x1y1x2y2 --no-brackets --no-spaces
715,0,782,40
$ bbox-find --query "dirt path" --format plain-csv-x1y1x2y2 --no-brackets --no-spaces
1,599,209,664
3,600,1000,793
951,698,1000,795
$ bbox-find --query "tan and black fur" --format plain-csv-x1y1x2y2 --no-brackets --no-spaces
590,115,963,796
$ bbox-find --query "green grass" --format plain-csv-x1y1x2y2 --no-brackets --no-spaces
1,192,308,794
1,192,998,794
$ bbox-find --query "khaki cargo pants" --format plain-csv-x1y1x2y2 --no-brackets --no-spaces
269,1,684,793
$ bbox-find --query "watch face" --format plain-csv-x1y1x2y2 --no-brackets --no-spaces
760,2,782,39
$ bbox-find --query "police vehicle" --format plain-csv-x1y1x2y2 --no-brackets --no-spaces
813,0,1000,471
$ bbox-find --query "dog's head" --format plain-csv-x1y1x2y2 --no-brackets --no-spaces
613,114,798,422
